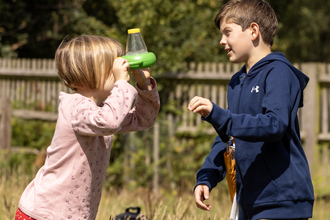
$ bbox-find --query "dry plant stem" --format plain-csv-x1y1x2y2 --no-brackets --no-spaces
152,201,163,220
160,205,167,220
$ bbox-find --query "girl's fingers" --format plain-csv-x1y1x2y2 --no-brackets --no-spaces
116,59,130,71
114,57,128,66
113,58,130,82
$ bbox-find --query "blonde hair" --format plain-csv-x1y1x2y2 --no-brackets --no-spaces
55,35,125,90
214,0,278,47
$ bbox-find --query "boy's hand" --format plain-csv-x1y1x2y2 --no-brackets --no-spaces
113,58,130,82
188,96,213,118
131,68,152,91
194,184,211,211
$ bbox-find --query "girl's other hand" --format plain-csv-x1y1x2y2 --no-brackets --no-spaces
131,68,152,91
113,58,130,82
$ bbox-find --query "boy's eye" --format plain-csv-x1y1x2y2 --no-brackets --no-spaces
221,29,230,37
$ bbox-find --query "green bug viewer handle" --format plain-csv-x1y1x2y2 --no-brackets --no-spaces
122,52,156,70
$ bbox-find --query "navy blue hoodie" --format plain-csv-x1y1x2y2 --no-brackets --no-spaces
196,52,314,220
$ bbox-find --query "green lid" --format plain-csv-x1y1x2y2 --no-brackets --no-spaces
122,52,156,70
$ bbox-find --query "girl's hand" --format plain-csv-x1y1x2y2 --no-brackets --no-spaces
188,96,213,118
131,68,152,91
113,58,130,82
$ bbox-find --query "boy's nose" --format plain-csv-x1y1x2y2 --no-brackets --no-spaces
219,37,226,46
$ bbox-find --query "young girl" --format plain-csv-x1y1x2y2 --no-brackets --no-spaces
15,35,160,220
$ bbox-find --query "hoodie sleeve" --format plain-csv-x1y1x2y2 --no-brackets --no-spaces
203,64,302,142
194,136,227,192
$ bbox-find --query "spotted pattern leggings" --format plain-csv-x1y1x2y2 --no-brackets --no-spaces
15,208,36,220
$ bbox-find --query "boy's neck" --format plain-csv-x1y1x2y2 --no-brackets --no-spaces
245,46,272,73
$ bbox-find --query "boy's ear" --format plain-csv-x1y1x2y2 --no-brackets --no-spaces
250,22,260,41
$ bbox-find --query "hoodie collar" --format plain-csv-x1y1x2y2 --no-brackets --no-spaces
240,52,309,107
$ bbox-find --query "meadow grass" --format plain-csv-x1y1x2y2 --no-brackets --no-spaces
1,165,329,220
97,187,231,220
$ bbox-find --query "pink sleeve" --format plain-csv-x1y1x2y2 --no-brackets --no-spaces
117,77,160,133
71,80,137,136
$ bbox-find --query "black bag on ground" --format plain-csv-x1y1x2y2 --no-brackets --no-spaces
112,207,149,220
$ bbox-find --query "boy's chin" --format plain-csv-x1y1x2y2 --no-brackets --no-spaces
229,56,244,64
229,58,240,63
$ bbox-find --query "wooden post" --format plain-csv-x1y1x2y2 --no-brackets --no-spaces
301,63,318,170
128,132,136,170
123,132,135,185
0,98,12,150
153,122,159,197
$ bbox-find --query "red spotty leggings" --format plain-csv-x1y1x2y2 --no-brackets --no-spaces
15,208,36,220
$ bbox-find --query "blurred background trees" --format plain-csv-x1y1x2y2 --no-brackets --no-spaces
271,0,330,63
1,0,329,72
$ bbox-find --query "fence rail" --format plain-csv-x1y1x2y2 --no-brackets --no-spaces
1,58,330,188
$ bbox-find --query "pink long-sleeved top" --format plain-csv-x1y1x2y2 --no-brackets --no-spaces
18,78,160,220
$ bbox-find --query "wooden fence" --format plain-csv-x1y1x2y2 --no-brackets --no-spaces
0,58,330,191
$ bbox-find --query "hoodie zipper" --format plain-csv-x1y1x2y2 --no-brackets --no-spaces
235,75,246,197
241,75,246,85
237,75,246,113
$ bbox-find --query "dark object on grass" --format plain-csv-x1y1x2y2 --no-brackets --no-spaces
111,207,149,220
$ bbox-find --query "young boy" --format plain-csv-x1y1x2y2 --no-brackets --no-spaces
188,0,314,219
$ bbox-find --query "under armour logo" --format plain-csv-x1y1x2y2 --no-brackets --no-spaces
251,86,259,93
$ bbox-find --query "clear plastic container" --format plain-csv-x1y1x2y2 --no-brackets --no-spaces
125,28,148,55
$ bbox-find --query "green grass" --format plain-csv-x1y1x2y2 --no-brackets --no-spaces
97,187,232,220
1,162,329,220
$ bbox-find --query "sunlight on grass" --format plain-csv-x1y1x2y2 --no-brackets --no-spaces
1,161,329,220
96,187,231,220
0,166,35,220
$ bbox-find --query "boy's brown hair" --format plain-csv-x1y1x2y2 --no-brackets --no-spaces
55,35,125,90
214,0,278,47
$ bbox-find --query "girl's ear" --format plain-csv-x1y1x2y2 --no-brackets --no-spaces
250,22,260,41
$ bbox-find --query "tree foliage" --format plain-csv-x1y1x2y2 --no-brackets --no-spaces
269,0,330,63
1,0,329,71
109,0,226,72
